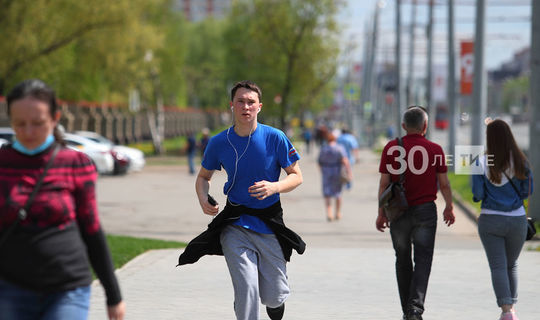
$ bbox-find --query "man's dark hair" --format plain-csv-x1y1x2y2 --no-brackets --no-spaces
230,80,262,102
403,106,427,131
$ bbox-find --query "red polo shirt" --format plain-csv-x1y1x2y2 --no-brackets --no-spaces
379,134,447,207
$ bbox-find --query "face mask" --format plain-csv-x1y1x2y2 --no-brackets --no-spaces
13,134,55,155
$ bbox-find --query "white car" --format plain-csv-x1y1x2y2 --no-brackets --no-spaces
63,133,115,174
74,131,145,172
0,138,7,147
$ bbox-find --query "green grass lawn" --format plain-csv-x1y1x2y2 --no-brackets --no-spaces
106,235,186,269
447,173,482,213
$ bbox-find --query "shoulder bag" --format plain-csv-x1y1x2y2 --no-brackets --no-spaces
378,137,408,222
503,171,536,241
0,145,60,248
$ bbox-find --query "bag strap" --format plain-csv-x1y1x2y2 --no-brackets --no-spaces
503,170,530,215
396,137,405,184
0,145,60,247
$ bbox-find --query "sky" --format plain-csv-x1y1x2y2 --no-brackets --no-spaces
338,0,532,72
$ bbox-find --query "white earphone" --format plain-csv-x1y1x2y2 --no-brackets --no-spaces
225,127,252,206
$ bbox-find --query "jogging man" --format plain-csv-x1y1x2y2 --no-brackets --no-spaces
178,80,305,320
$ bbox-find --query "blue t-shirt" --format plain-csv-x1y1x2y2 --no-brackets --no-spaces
337,133,359,165
202,123,300,234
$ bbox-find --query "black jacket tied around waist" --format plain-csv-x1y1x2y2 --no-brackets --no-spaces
177,200,306,266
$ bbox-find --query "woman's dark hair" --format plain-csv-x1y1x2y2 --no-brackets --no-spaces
6,79,64,143
486,119,528,183
230,80,262,102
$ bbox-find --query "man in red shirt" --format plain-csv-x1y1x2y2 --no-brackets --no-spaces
376,106,455,320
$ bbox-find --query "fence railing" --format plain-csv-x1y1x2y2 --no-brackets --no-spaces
0,100,224,144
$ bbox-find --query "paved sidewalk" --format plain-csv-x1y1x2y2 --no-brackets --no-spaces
90,147,540,319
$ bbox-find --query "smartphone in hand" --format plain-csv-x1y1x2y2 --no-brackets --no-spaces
207,194,218,206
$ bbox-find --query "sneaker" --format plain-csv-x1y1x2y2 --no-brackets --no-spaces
499,311,519,320
266,304,285,320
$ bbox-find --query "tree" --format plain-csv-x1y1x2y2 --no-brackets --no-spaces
184,18,229,109
0,0,136,94
224,0,342,129
502,76,529,114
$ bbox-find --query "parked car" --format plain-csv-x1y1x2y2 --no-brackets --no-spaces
0,138,8,147
110,149,130,175
63,133,115,175
74,131,145,172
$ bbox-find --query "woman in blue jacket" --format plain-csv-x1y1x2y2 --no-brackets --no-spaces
472,119,533,320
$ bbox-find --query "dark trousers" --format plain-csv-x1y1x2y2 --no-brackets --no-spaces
390,201,437,315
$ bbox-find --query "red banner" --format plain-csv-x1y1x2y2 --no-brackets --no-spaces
460,41,474,95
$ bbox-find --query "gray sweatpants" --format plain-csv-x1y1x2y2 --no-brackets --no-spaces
220,225,290,320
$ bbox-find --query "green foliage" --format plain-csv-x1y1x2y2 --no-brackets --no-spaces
0,0,343,124
184,19,229,109
224,0,342,128
447,173,482,213
502,76,529,113
0,0,140,94
106,234,185,270
129,135,188,156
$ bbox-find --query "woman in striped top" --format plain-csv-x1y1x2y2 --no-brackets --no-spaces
0,79,125,320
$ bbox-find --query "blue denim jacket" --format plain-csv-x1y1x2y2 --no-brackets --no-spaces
472,159,533,212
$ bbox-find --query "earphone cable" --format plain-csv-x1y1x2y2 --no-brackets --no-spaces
225,126,252,206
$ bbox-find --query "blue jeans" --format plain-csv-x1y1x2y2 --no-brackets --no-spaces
478,214,527,307
0,279,91,320
390,201,437,315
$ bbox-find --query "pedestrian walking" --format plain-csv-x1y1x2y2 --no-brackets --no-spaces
302,127,312,154
337,127,359,190
376,106,455,320
186,131,196,175
472,119,533,320
199,127,210,157
318,129,351,221
177,80,305,320
0,79,125,320
337,127,360,167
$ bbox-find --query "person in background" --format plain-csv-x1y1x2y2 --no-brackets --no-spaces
472,119,533,320
178,80,305,320
318,128,351,222
199,127,210,157
186,131,197,175
0,79,125,320
376,106,455,320
302,127,312,154
337,127,359,189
